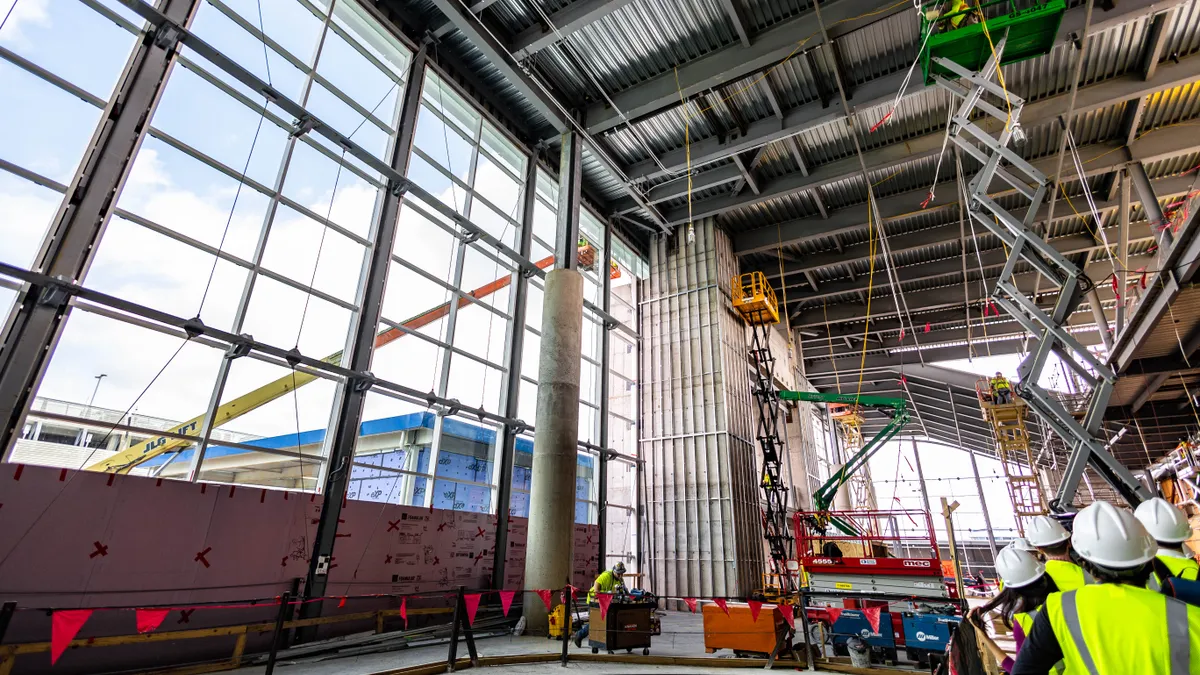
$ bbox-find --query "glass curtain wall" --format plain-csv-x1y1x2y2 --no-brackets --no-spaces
3,0,415,489
606,236,643,571
0,0,646,540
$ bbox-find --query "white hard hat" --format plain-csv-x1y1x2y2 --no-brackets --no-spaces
1026,515,1070,547
1071,502,1158,569
1010,537,1037,552
994,546,1045,588
1134,497,1192,545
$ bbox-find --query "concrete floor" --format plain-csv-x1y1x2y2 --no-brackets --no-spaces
227,611,849,675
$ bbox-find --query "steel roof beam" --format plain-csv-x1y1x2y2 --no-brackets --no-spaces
717,0,753,48
650,54,1200,224
595,0,1177,153
793,260,1126,327
737,125,1200,256
510,0,640,59
580,0,905,135
606,0,1191,197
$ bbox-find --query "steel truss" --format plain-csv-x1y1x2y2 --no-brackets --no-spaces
933,37,1151,509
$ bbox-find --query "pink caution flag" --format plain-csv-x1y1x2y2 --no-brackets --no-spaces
51,609,93,665
748,600,763,623
463,594,481,626
135,608,170,634
712,598,729,616
499,590,516,617
862,606,882,634
683,598,697,613
536,589,554,611
596,593,612,619
400,597,408,629
826,607,843,625
778,604,795,630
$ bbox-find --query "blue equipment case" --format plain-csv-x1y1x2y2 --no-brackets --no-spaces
902,612,960,667
831,610,896,663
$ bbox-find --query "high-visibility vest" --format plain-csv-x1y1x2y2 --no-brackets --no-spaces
949,0,970,27
1044,560,1091,591
1014,607,1066,673
588,569,619,603
1045,585,1200,674
1149,553,1200,591
991,376,1011,391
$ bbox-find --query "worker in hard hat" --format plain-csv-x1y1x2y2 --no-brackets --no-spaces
990,371,1013,404
995,538,1037,591
1011,501,1200,674
1025,515,1092,590
1135,497,1198,590
572,562,626,647
971,546,1061,673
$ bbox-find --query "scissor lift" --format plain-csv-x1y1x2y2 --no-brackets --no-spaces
732,271,794,592
930,35,1151,508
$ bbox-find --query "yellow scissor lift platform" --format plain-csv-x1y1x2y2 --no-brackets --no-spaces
732,271,780,325
976,380,1047,534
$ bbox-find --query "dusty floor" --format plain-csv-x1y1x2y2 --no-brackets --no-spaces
225,609,939,675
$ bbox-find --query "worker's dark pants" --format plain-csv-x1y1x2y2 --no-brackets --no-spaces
995,389,1011,404
573,622,589,643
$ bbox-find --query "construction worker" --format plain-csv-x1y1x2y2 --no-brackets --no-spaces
1011,501,1200,674
1135,497,1199,590
1025,515,1091,590
572,562,626,647
972,546,1061,673
991,371,1013,404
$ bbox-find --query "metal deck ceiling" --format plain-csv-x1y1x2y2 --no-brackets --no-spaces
381,0,1200,470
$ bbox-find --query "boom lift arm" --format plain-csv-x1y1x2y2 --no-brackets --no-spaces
778,391,909,534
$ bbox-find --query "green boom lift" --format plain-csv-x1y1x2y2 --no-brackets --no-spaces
778,391,909,535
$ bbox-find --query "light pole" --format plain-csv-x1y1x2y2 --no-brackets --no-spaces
86,374,107,411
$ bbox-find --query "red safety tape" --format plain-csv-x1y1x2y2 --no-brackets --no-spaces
868,109,893,133
919,192,933,209
1110,274,1121,300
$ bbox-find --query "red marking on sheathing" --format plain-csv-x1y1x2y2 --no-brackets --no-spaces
194,547,212,568
59,469,67,482
228,486,235,498
156,478,163,487
89,541,109,558
387,519,401,532
12,464,24,481
106,474,115,486
260,490,266,504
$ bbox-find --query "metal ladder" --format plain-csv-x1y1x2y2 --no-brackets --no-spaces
933,37,1152,510
747,321,795,592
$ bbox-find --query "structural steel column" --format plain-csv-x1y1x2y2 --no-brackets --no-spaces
910,436,933,519
1129,162,1173,252
1116,169,1130,334
523,133,584,631
597,218,613,574
301,45,429,615
489,155,538,588
1087,287,1113,352
0,0,201,458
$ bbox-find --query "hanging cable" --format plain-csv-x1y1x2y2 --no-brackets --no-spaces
673,67,695,243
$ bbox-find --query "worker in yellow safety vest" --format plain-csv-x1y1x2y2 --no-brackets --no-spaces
1135,497,1199,591
941,0,979,28
972,545,1063,673
573,562,626,647
1012,501,1200,674
991,371,1013,405
1025,515,1093,591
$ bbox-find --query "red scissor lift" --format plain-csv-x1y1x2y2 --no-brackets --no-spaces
795,510,963,667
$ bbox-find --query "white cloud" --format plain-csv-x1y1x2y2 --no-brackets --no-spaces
0,0,50,49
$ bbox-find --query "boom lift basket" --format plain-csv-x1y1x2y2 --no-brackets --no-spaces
919,0,1065,85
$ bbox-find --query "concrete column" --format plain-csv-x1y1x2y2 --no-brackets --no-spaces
523,268,584,631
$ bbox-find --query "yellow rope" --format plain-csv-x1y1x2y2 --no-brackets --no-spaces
854,198,878,401
673,67,694,234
